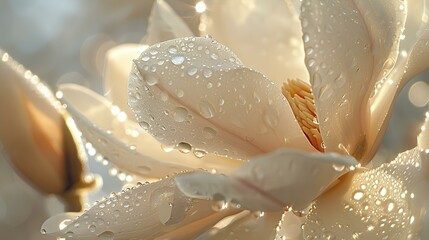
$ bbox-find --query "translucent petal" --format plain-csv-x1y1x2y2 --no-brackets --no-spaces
145,0,194,45
275,212,305,240
304,147,429,240
202,211,283,240
103,44,148,118
301,0,373,158
418,111,429,151
60,83,241,178
176,149,358,212
202,0,309,86
129,37,314,161
42,176,225,239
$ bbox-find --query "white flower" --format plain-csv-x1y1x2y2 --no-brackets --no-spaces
43,0,429,239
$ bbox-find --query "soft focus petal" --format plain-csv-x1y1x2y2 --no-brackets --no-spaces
418,111,429,150
202,0,309,86
129,37,313,161
304,147,429,239
42,175,228,239
202,211,283,240
103,44,147,118
176,149,358,212
145,0,194,45
60,83,241,178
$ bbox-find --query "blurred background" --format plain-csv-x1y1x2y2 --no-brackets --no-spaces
0,0,428,239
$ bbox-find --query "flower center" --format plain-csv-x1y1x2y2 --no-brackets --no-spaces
282,79,324,152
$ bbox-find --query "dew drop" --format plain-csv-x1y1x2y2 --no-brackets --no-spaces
332,164,345,172
98,231,114,240
172,55,185,65
199,100,216,118
139,121,150,130
212,193,228,211
203,68,213,78
174,107,188,122
193,148,208,158
177,142,192,153
145,74,158,86
168,45,178,54
88,224,96,233
203,127,217,140
187,66,198,76
353,191,364,201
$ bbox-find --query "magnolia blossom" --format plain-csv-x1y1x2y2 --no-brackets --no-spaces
43,0,429,239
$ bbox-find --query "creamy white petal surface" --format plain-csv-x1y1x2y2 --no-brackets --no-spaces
304,147,429,240
60,83,241,178
129,37,314,161
103,44,148,118
42,176,221,239
176,149,358,211
301,0,379,159
145,0,193,45
202,211,283,240
418,111,429,150
201,0,309,86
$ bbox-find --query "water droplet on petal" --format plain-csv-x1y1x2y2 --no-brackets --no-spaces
212,193,228,211
199,100,215,118
177,142,192,153
172,55,185,65
332,163,345,172
98,231,114,240
174,107,188,122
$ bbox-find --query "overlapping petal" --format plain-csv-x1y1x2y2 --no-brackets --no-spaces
301,0,407,163
128,37,314,161
176,149,358,212
144,0,193,45
60,83,241,178
42,175,233,239
202,211,283,240
303,147,429,239
201,0,309,87
103,44,148,118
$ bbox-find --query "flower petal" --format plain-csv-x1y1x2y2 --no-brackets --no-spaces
145,0,194,45
60,83,241,178
303,147,429,239
201,0,309,86
370,0,429,161
301,0,407,163
42,176,226,239
103,44,148,118
176,149,358,212
418,111,429,151
129,37,314,161
202,211,283,240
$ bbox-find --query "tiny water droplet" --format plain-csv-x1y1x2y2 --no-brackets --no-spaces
332,163,345,172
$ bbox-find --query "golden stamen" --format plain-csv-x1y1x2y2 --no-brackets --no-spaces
282,79,324,152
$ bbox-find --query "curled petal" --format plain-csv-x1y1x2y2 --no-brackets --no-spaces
129,37,313,161
176,149,358,212
304,147,429,240
301,0,407,163
42,176,224,239
145,0,194,45
202,0,309,86
60,83,241,178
